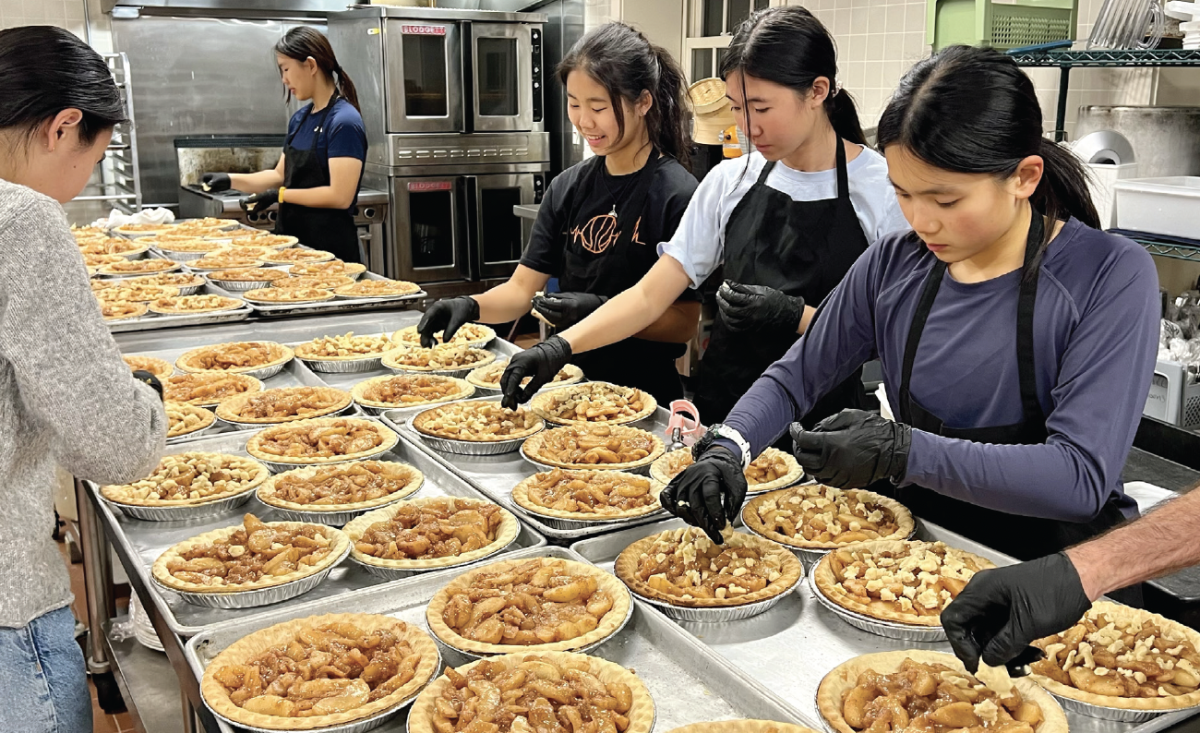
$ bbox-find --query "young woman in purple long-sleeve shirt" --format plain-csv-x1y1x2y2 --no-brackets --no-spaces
661,46,1159,566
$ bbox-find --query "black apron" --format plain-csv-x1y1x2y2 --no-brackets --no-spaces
558,152,687,403
894,213,1133,564
276,96,361,264
696,139,869,430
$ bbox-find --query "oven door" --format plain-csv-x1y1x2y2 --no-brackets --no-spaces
384,20,464,134
469,23,539,133
467,172,544,280
388,176,468,283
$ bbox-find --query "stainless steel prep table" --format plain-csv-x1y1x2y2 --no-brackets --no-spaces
185,546,809,733
570,518,1200,733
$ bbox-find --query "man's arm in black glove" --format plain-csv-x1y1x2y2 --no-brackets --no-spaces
416,296,481,348
531,292,607,330
500,335,572,410
200,172,231,193
716,281,805,335
659,444,748,544
790,409,910,488
239,189,280,213
942,553,1090,674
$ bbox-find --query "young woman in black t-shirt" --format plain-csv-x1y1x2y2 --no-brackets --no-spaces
417,22,699,402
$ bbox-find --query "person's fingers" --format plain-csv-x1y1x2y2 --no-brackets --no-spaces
942,596,989,674
499,360,528,410
1004,646,1045,677
699,472,728,543
442,312,468,344
416,306,443,348
981,623,1037,670
813,409,867,433
659,478,680,515
791,428,826,463
517,378,541,405
721,282,758,306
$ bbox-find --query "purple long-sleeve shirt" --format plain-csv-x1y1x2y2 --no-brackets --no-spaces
722,218,1159,522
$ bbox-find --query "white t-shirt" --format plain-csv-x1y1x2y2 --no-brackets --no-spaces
658,146,910,288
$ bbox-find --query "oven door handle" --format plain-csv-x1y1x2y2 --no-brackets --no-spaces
460,175,480,281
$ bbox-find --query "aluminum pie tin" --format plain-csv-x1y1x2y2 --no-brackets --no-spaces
206,275,290,292
433,595,635,660
157,248,217,262
216,402,356,432
186,360,289,382
1045,690,1186,723
256,445,396,474
176,283,203,296
384,363,478,379
102,487,256,522
298,355,387,374
630,570,804,622
407,414,542,456
350,531,518,581
517,506,667,533
259,475,426,528
165,422,220,445
517,441,653,475
207,646,441,733
157,542,351,609
807,572,948,642
742,519,917,570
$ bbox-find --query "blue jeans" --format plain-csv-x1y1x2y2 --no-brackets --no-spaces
0,606,92,733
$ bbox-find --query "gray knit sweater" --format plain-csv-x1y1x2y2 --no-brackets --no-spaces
0,179,166,628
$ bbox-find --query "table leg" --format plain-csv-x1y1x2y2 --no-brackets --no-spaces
76,477,115,674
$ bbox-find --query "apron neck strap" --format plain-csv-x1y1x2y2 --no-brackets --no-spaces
834,136,850,199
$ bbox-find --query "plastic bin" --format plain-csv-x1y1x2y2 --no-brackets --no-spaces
926,0,1077,51
1114,176,1200,240
1143,358,1200,429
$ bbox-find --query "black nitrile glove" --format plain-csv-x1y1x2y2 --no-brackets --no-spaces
500,335,572,410
200,172,232,193
531,292,608,329
131,370,164,401
239,189,279,213
416,296,480,348
716,281,805,334
659,445,748,544
790,409,910,488
942,552,1090,674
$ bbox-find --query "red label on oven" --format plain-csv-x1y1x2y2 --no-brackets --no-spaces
407,181,452,192
401,25,446,36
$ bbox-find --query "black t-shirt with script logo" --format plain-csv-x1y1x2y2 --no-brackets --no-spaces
520,155,697,298
518,154,699,400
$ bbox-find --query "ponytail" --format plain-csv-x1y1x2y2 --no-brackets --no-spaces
877,45,1100,272
722,7,864,145
557,22,693,171
275,26,361,113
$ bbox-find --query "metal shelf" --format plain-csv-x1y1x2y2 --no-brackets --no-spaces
1011,49,1200,142
96,52,142,214
1137,239,1200,262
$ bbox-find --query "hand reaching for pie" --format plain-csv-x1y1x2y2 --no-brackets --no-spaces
416,296,480,348
659,446,747,544
500,335,573,410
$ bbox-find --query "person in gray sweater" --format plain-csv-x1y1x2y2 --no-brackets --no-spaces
0,27,166,732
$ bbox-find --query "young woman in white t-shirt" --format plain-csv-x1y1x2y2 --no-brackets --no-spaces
498,6,907,425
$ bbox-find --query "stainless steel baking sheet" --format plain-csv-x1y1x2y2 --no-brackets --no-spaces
570,518,1200,733
106,283,253,333
240,271,426,316
185,546,809,733
87,428,545,637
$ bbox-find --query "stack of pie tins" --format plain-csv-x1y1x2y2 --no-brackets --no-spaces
804,539,996,642
518,422,666,475
151,519,351,608
201,613,440,733
342,496,521,579
98,452,270,521
614,527,805,622
245,417,401,473
255,460,426,526
175,341,294,381
816,650,1069,733
740,485,916,568
407,397,545,456
425,557,634,658
129,591,164,653
406,651,655,733
510,469,668,531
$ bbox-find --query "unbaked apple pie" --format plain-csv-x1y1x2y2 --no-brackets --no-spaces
467,361,584,391
392,323,496,347
293,332,395,362
243,287,336,304
95,284,180,303
426,557,631,654
530,382,656,425
201,613,439,730
164,372,263,407
148,294,243,315
246,417,399,466
258,461,424,514
512,469,664,521
382,345,496,373
206,267,291,284
286,275,355,291
261,249,335,264
100,452,268,507
334,279,420,298
813,540,994,625
177,341,293,374
123,355,174,380
742,485,914,550
289,260,367,278
817,651,1067,733
615,527,802,608
521,424,664,471
412,401,543,442
343,497,519,571
351,374,475,410
166,402,217,439
652,447,802,494
98,258,181,276
100,301,148,321
215,386,353,425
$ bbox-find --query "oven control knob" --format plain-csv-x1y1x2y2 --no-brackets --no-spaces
363,207,376,219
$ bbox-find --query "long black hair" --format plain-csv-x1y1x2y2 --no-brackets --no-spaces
557,22,692,170
276,26,361,112
0,26,125,146
876,46,1099,270
721,6,866,146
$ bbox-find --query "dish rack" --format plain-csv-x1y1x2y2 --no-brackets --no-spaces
926,0,1078,51
75,52,143,214
1144,358,1200,429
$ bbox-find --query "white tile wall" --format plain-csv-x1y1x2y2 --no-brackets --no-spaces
786,0,1159,139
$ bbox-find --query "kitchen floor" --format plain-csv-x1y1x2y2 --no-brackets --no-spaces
58,540,139,733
